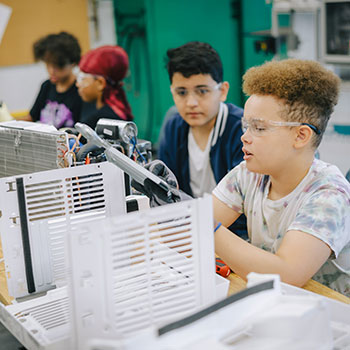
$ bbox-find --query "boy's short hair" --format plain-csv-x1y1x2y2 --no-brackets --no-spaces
166,41,223,83
242,59,340,148
33,31,81,67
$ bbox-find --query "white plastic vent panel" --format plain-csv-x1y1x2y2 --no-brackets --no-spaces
0,287,70,350
0,162,126,298
68,196,216,350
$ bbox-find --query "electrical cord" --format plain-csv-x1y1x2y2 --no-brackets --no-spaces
130,136,146,163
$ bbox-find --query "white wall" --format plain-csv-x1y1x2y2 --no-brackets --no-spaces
87,0,117,49
0,63,47,111
288,11,350,175
318,82,350,175
0,0,116,113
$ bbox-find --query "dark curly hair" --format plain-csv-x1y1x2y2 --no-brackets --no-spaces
33,31,81,67
243,59,340,148
165,41,223,83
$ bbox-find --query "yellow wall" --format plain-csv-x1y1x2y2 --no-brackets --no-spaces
0,0,90,67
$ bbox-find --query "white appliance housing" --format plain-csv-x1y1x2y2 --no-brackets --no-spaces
0,162,126,298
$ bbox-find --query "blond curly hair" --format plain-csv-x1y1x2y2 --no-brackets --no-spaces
242,59,340,148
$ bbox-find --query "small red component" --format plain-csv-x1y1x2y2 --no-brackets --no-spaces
215,257,231,277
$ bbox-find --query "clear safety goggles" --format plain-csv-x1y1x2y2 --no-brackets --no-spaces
241,117,321,136
75,70,97,84
170,83,222,100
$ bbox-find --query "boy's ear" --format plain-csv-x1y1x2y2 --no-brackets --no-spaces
220,81,229,102
294,125,313,149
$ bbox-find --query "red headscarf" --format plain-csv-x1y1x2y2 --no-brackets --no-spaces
79,45,133,121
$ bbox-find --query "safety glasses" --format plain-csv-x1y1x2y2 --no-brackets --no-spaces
241,117,321,136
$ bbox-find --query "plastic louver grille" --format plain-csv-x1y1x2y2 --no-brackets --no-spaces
0,162,126,299
69,173,106,214
25,180,65,222
69,196,215,350
0,287,71,350
25,172,106,222
43,172,107,285
111,210,196,335
47,210,113,285
14,297,70,331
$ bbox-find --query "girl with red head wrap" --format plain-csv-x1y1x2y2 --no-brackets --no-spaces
77,45,133,128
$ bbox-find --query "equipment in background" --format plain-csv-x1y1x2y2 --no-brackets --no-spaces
322,0,350,64
75,122,179,204
125,194,150,212
0,120,70,178
270,0,320,60
76,118,152,165
0,162,126,299
76,119,152,197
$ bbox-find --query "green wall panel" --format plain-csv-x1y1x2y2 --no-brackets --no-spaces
241,0,274,102
114,0,273,145
114,0,241,145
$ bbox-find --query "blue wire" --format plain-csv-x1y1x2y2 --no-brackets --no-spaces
135,145,146,163
214,222,222,233
130,136,146,163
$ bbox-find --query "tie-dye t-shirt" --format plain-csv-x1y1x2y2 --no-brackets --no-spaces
213,159,350,297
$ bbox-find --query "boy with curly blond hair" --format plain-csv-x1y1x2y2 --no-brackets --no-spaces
213,59,350,296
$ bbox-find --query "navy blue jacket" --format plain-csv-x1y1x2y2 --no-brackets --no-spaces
158,103,247,238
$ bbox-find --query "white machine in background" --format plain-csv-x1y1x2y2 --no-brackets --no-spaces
270,0,321,60
0,120,70,177
0,162,126,298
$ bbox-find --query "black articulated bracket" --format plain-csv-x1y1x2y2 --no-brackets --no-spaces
16,177,36,294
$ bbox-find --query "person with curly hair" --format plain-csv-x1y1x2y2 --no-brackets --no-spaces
134,58,350,296
23,31,83,128
212,59,350,296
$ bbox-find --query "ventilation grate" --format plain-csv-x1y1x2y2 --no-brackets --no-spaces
0,287,71,349
110,212,196,335
25,180,65,222
15,297,70,331
0,162,126,298
68,196,216,350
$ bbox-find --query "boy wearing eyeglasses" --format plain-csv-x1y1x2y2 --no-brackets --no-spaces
158,41,247,238
213,59,350,296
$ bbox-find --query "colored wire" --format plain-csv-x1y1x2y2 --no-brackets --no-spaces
214,222,222,233
130,136,146,163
